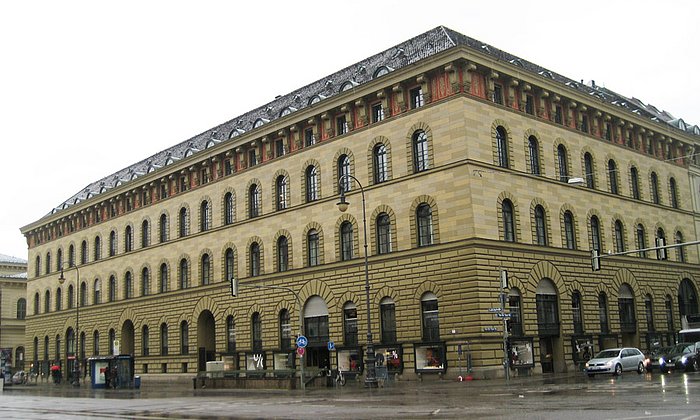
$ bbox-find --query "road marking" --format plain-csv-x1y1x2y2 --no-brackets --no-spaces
607,414,687,420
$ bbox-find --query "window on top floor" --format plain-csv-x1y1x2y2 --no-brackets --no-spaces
248,150,257,167
371,102,384,123
275,139,285,157
336,115,348,136
179,175,188,193
525,95,534,115
581,115,589,133
493,83,504,105
410,86,424,109
160,183,168,200
304,128,315,147
554,105,563,125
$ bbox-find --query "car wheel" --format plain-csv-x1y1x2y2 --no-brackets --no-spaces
614,364,623,376
692,359,699,372
637,362,645,374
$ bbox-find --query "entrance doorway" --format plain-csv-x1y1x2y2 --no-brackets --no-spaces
197,310,216,372
539,337,554,373
304,296,330,369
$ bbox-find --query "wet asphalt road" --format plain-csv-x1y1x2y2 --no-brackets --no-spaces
2,371,700,419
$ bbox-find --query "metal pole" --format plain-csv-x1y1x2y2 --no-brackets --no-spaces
500,283,509,382
74,265,80,387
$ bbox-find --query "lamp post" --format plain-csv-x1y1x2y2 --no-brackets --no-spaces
337,174,377,388
58,265,80,387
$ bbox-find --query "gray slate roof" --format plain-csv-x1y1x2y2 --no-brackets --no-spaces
50,26,699,216
0,253,28,264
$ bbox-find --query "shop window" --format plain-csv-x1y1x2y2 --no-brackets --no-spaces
415,344,445,372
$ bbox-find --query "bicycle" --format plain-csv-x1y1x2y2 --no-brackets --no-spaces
333,367,346,386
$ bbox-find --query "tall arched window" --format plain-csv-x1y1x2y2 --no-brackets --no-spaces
250,243,260,276
376,213,391,254
225,248,235,280
645,294,655,332
124,225,133,252
179,207,189,237
80,282,87,307
496,126,509,168
413,130,430,172
141,267,150,296
678,278,698,319
56,287,62,311
563,210,576,250
630,166,640,199
81,240,88,264
44,290,50,313
590,216,601,252
251,312,262,351
572,291,583,334
343,302,358,345
618,284,636,333
180,321,189,355
159,263,168,293
33,293,39,315
675,231,685,262
380,297,397,344
557,144,568,182
651,172,660,204
45,252,51,275
534,205,547,246
608,160,618,194
614,220,625,253
305,166,318,202
141,220,150,248
124,271,133,299
307,229,319,266
201,254,211,285
68,244,75,267
93,236,101,261
340,221,353,261
109,275,116,302
93,330,100,355
179,259,189,289
279,309,291,351
373,143,388,183
94,279,101,304
416,203,434,247
508,289,523,336
421,292,440,341
669,177,679,208
108,232,117,257
16,298,26,319
159,214,168,243
224,192,235,224
636,224,647,258
337,155,350,193
200,201,210,232
275,176,288,211
249,184,261,218
226,315,236,353
502,199,515,242
528,136,540,175
598,293,610,333
160,323,169,356
142,325,149,356
276,236,288,272
68,284,74,309
584,152,594,189
57,248,63,271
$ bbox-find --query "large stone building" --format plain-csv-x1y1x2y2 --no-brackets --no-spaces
0,253,28,375
20,27,700,381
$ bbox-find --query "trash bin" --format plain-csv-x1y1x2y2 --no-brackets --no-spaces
134,375,141,389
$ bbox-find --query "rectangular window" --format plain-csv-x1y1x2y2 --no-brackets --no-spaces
200,169,209,184
160,184,168,200
275,139,285,157
410,87,424,109
248,150,257,167
224,160,232,176
371,103,384,123
493,84,503,105
336,115,347,135
581,115,589,133
304,128,315,147
179,176,188,193
554,106,563,124
525,95,534,115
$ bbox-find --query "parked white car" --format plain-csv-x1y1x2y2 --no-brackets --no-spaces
585,347,646,377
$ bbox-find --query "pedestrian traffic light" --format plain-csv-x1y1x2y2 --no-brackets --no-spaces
656,238,667,260
591,249,601,271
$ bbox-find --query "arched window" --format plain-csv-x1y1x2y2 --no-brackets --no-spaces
124,271,133,299
614,220,625,252
534,205,547,246
675,231,685,262
376,213,392,254
557,144,569,182
343,302,358,345
340,221,353,261
225,248,235,280
305,166,318,202
421,292,440,341
528,136,540,175
678,278,698,319
93,330,100,355
201,254,211,285
200,201,210,232
502,199,515,242
496,126,509,168
81,240,88,264
124,225,133,252
337,155,351,193
630,166,640,199
226,315,236,353
636,224,647,258
380,297,397,344
608,160,618,194
180,321,189,355
179,207,189,237
279,309,291,351
80,282,87,307
645,294,655,332
413,130,430,172
160,323,169,356
159,214,168,243
563,211,576,249
159,263,169,293
109,329,116,355
618,284,636,333
94,279,101,304
109,275,116,302
57,248,63,271
572,291,583,334
251,312,262,351
109,232,117,257
45,252,51,275
508,289,523,336
307,229,319,266
249,184,261,218
141,220,150,248
651,172,660,204
669,177,679,208
142,325,150,356
276,176,288,211
250,243,260,276
373,143,388,184
536,279,559,337
68,244,75,267
94,236,101,261
35,256,40,277
276,236,289,272
56,287,62,311
179,259,189,289
44,290,50,313
224,192,235,224
590,216,601,252
665,295,674,341
33,293,39,315
16,298,26,319
68,284,74,309
141,267,150,296
416,203,433,247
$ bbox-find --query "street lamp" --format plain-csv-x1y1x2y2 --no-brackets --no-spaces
337,174,378,388
58,265,81,387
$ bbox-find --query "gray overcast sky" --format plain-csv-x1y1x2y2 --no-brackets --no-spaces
2,0,699,260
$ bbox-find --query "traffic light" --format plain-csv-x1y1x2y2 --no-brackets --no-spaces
229,276,238,297
591,249,601,271
656,238,667,260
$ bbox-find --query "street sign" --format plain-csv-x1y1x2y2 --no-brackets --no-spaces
296,347,305,356
495,313,512,318
296,335,308,348
327,341,335,351
488,308,503,313
483,327,499,332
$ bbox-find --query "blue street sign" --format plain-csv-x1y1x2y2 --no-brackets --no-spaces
296,335,308,348
328,341,335,351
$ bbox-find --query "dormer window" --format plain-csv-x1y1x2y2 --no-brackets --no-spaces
253,118,265,129
373,66,392,78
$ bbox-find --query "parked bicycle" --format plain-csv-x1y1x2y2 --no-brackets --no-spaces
333,367,346,386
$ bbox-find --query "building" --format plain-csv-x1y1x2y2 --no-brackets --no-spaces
0,253,28,374
20,26,700,381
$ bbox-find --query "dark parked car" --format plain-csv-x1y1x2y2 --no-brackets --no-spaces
646,346,673,372
659,342,700,373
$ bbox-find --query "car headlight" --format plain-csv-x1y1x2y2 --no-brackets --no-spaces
605,361,613,367
681,356,688,365
585,362,590,368
659,357,665,365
